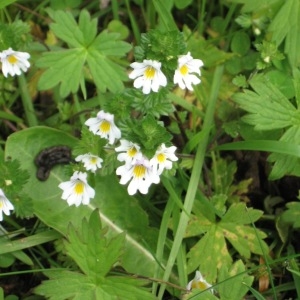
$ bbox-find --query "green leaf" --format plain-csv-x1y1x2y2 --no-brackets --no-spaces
65,210,125,279
268,126,300,179
233,73,297,130
174,0,193,9
268,0,300,66
4,127,162,278
0,0,17,9
281,202,300,228
186,203,268,282
218,260,254,300
37,48,86,98
35,270,155,300
48,9,97,47
37,10,131,97
231,31,251,56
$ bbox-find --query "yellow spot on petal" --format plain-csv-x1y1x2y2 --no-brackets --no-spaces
157,153,166,163
8,55,18,64
99,120,111,133
74,181,84,195
191,281,208,290
90,157,98,164
180,64,189,75
144,66,156,79
128,147,137,157
133,165,146,178
0,201,3,208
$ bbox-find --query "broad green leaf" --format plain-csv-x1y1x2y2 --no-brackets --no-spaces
186,203,267,282
231,31,251,56
218,260,254,300
5,127,161,278
233,74,297,130
34,270,155,300
281,202,300,228
37,48,86,98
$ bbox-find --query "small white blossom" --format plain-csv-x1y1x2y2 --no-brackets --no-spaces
0,189,14,221
116,154,160,195
186,271,213,293
75,153,103,173
150,143,178,175
129,59,167,94
85,110,121,144
58,171,95,207
173,52,203,91
0,48,30,77
115,140,141,165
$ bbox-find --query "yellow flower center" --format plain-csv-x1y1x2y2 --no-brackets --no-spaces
128,147,137,157
90,157,98,164
179,64,189,75
99,120,111,133
74,181,84,195
191,280,208,290
133,164,146,178
144,66,156,79
8,55,18,64
157,153,166,163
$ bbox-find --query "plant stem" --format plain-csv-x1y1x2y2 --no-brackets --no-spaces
17,74,38,127
157,64,224,299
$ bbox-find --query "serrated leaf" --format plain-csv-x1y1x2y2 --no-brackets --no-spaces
186,203,268,282
218,260,254,300
268,126,300,179
64,210,125,281
187,225,232,282
37,49,86,98
233,74,297,130
34,270,155,300
281,202,300,228
37,10,131,97
48,9,97,47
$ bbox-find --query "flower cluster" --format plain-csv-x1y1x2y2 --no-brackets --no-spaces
58,110,179,205
129,52,203,94
0,48,30,77
0,189,14,222
116,142,178,195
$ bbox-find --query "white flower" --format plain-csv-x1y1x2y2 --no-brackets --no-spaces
115,140,141,165
75,153,103,173
85,110,121,144
116,154,160,195
0,189,14,221
58,171,95,207
129,59,167,94
173,52,203,91
150,143,178,175
186,271,213,293
0,48,30,77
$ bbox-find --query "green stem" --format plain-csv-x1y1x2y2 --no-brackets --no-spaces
17,74,38,127
157,64,224,299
